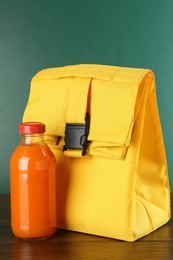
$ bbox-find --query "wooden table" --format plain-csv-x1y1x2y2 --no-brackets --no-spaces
0,194,172,260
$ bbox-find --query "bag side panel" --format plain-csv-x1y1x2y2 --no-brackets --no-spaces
133,87,171,238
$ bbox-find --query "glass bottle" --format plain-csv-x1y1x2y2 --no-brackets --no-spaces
10,122,57,239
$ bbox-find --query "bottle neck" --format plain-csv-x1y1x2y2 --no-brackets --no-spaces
20,133,45,145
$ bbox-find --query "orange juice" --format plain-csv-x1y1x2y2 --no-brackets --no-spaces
10,122,57,239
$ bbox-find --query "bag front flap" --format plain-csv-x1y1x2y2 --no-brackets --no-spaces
23,64,153,159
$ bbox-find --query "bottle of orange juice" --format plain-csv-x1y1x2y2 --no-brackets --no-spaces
10,122,57,239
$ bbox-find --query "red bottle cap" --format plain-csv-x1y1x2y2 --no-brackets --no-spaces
19,122,46,134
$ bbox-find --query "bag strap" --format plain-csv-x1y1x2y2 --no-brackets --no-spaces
63,77,92,156
66,78,92,123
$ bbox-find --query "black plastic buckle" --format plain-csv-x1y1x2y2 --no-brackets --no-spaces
63,114,90,156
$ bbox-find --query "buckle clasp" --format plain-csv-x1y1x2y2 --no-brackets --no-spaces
63,114,90,156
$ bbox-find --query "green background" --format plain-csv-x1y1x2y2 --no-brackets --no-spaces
0,0,173,193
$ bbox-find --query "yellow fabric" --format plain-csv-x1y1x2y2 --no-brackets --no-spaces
23,64,171,241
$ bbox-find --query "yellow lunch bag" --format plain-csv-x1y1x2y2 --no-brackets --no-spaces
23,64,171,241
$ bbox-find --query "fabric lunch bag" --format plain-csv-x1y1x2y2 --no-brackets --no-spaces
22,64,171,241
